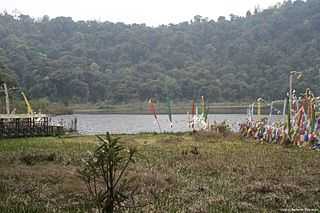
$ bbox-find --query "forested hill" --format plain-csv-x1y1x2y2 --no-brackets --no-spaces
0,0,320,104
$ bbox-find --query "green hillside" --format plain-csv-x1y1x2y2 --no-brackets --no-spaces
0,0,319,104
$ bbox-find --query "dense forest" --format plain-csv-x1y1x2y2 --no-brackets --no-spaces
0,0,320,104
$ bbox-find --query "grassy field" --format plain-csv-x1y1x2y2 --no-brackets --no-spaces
0,133,319,212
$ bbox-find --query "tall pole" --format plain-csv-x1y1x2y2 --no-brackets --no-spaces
3,83,10,114
257,100,261,121
283,98,286,123
288,73,293,137
268,101,273,125
257,98,263,121
289,74,293,115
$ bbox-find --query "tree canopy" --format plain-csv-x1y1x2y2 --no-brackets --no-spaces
0,0,320,104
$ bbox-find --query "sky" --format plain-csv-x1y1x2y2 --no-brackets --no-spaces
1,0,283,26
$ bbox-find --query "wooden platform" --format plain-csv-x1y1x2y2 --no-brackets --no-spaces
0,114,64,138
0,114,48,119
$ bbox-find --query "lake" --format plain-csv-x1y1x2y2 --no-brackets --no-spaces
52,114,282,135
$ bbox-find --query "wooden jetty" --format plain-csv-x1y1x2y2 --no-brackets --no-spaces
0,82,67,138
0,114,64,138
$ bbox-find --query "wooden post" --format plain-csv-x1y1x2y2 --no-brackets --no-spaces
74,117,77,132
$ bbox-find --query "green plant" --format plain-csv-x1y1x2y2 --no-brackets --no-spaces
79,132,137,213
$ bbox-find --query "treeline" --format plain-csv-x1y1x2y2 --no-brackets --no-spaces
0,0,320,104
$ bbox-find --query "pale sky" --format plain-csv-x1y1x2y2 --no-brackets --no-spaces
1,0,283,26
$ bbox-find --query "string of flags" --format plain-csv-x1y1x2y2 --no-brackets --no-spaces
240,88,320,150
148,98,161,132
147,96,210,132
166,97,173,128
147,88,320,151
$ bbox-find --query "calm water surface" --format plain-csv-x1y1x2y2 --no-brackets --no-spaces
53,114,281,135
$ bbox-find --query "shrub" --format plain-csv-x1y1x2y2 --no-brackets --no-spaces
79,132,137,213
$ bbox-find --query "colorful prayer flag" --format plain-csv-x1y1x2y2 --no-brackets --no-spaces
166,96,173,128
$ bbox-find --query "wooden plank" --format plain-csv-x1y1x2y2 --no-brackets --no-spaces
0,114,48,119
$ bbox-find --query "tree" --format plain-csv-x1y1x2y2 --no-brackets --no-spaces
0,0,319,104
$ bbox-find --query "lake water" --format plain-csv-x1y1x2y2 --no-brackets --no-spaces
52,114,282,135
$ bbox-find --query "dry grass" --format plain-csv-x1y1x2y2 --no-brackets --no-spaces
0,133,319,212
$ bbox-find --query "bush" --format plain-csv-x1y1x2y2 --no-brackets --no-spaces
79,132,137,213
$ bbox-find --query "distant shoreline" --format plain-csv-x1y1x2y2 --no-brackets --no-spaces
71,107,271,115
63,102,283,115
71,111,249,115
